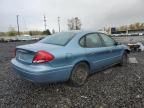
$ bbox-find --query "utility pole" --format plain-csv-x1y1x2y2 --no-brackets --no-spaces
58,17,61,32
16,15,20,36
44,15,47,30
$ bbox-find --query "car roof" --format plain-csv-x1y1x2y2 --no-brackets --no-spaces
60,30,102,36
64,30,99,33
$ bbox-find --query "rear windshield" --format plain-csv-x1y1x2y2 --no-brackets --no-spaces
39,32,76,46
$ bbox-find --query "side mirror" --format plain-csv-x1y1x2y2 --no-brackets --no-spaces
115,42,121,46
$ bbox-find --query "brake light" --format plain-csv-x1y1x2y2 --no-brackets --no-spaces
32,50,54,63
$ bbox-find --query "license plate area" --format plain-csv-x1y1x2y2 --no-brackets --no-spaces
16,49,34,63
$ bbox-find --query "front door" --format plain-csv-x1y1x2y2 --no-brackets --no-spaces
82,33,112,73
99,33,123,65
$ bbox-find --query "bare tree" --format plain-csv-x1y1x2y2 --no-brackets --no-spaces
118,25,127,31
128,23,144,30
67,17,82,30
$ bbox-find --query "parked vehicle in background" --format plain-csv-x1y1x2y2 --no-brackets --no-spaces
11,31,130,86
139,33,143,36
17,35,32,41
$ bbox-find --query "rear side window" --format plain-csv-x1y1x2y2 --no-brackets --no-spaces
99,33,115,47
80,33,103,48
39,32,76,46
86,33,102,48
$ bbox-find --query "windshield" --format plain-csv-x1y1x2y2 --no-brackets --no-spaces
39,32,76,46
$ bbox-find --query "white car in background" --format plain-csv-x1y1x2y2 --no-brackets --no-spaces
139,33,143,36
17,35,32,41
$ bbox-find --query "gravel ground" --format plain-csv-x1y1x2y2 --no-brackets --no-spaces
0,41,144,108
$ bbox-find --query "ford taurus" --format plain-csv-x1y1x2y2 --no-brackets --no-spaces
11,31,130,86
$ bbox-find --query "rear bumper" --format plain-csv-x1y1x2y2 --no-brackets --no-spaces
11,58,73,83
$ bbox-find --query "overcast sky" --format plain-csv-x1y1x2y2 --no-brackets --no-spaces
0,0,144,32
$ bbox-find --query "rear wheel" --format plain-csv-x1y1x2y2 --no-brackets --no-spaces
70,62,89,87
119,52,128,66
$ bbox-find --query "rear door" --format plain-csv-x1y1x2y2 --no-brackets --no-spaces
81,33,112,72
99,33,123,65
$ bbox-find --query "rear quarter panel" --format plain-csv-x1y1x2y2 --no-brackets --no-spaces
49,35,87,68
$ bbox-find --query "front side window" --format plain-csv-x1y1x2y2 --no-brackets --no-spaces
39,32,76,46
84,33,102,48
100,33,115,47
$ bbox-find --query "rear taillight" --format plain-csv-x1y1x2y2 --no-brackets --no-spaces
32,50,54,63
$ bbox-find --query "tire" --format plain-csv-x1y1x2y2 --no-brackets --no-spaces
119,52,128,66
70,62,89,87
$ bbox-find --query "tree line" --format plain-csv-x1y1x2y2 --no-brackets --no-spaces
105,22,144,33
116,22,144,31
0,29,52,36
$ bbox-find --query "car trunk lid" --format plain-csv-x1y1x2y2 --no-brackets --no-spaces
16,42,63,64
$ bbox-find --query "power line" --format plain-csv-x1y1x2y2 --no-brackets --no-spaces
44,15,47,30
58,17,60,32
16,15,20,36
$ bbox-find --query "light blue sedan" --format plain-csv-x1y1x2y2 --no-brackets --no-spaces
11,31,130,86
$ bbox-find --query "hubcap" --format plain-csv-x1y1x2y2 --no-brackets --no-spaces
72,64,88,85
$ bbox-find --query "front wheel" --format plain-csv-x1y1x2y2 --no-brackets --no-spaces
119,52,128,66
70,62,89,87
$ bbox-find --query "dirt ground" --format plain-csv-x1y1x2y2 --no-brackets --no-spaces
0,41,144,108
